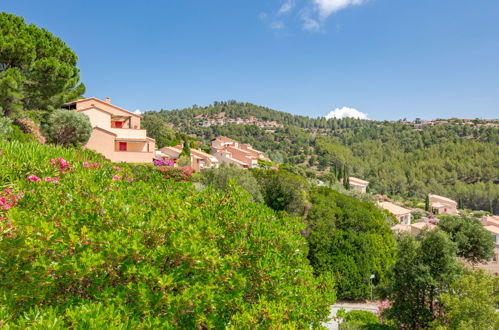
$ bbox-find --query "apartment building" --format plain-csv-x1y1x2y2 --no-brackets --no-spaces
211,136,270,169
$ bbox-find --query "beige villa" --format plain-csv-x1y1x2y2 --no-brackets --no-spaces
349,177,369,193
158,145,219,172
476,215,499,276
429,194,458,215
379,201,413,225
63,97,155,163
211,136,270,169
392,222,436,236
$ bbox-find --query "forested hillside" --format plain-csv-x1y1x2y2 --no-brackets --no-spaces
143,101,499,213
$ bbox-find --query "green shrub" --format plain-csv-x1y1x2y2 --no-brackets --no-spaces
306,187,396,300
7,124,37,143
43,109,92,146
201,164,264,203
0,117,13,140
0,141,336,328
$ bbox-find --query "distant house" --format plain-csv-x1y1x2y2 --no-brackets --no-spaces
429,194,458,215
349,177,369,193
63,97,155,163
379,201,413,225
392,222,436,235
158,145,219,172
211,136,270,169
477,216,499,276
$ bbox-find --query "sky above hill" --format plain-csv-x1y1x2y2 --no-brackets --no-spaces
4,1,499,120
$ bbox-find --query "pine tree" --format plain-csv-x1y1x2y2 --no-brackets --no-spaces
425,195,430,212
180,139,191,157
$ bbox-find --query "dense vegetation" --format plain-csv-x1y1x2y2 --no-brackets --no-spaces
0,141,336,328
0,12,85,117
144,101,498,213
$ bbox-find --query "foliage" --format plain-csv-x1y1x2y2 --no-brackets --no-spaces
438,215,494,265
306,187,396,300
383,230,461,329
434,270,499,330
7,124,37,143
157,166,193,182
43,109,92,146
14,118,46,143
0,12,85,117
252,169,310,216
176,154,191,167
0,117,12,140
201,164,263,203
0,141,336,327
141,114,181,148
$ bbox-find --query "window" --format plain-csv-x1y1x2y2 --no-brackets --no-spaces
119,142,127,151
115,121,124,128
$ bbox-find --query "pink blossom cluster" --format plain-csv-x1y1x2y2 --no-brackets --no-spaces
27,175,59,184
153,159,175,167
50,157,71,173
0,188,22,211
83,161,102,168
0,188,22,237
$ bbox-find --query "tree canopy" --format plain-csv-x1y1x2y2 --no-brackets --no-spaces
305,187,396,300
0,12,85,117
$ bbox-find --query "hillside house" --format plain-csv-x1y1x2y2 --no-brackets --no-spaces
392,222,436,235
476,216,499,275
379,201,413,225
349,177,369,193
211,136,270,169
429,194,458,215
158,145,219,172
63,97,155,163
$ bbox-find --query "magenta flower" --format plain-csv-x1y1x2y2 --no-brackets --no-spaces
112,175,120,180
83,161,89,168
27,175,41,183
44,177,52,182
50,158,56,166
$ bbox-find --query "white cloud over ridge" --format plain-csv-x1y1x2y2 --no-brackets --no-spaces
325,106,368,119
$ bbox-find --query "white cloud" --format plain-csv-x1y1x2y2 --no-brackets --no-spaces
134,109,142,115
312,0,367,18
301,14,320,31
278,0,295,15
325,106,368,119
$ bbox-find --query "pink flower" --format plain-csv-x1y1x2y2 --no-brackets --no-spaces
112,175,120,181
4,188,12,194
3,204,11,210
44,177,52,182
27,175,41,183
50,159,56,166
52,177,60,183
83,161,89,168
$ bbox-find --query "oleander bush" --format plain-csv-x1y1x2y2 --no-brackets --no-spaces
0,141,335,328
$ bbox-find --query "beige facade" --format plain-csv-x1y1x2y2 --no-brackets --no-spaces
392,222,436,235
379,201,413,225
211,136,268,168
349,177,369,193
429,194,458,215
63,97,155,163
158,145,219,172
476,216,499,275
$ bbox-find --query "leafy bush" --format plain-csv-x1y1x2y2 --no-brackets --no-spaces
306,187,396,300
0,117,13,140
14,118,47,143
201,164,263,203
0,141,335,328
43,109,92,146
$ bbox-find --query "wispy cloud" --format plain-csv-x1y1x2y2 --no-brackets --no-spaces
260,0,368,32
312,0,367,19
325,106,368,119
278,0,295,15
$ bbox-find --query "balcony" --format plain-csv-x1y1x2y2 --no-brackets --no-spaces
108,128,148,140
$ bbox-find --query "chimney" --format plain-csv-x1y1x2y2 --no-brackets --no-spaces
105,97,111,103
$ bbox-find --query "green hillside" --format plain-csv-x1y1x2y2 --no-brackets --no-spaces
143,102,499,214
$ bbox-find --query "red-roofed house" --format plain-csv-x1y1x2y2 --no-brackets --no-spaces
211,136,269,168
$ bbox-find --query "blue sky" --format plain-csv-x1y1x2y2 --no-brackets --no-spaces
4,0,499,120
